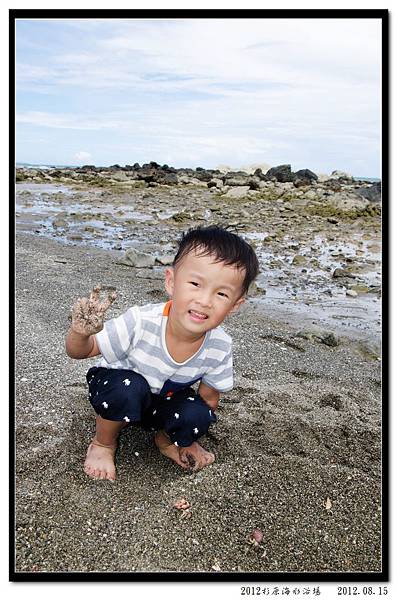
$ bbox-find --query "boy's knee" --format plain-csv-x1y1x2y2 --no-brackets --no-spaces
175,395,216,437
87,367,152,422
181,399,214,427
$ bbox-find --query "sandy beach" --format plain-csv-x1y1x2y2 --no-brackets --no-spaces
14,171,382,575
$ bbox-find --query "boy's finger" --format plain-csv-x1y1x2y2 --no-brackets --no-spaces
98,293,117,315
89,285,101,303
71,297,85,312
99,298,113,313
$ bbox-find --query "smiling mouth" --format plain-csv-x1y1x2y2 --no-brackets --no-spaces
188,309,208,321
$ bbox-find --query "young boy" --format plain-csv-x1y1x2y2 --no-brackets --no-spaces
65,225,259,480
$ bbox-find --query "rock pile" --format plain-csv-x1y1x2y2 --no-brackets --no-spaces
15,162,381,217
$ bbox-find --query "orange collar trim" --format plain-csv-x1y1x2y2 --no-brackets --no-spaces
162,300,172,317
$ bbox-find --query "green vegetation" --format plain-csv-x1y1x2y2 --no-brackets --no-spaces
305,203,381,220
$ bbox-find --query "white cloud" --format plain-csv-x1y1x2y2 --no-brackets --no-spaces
15,111,122,130
15,17,382,175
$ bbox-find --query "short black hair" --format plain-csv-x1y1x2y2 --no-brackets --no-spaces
173,225,260,296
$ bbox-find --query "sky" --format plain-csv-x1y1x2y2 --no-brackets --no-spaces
15,17,382,177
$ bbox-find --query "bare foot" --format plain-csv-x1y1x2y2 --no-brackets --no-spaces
154,431,189,470
179,441,215,472
84,438,117,481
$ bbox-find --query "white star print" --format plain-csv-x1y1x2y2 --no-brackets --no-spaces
166,396,171,400
174,413,180,419
124,416,130,422
103,380,108,385
153,409,157,415
188,396,195,401
193,427,199,434
123,379,131,386
209,409,212,415
174,441,178,446
102,402,108,409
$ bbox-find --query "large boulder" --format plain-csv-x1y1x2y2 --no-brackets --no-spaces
137,166,178,185
120,248,155,268
265,164,294,183
355,181,381,203
222,186,251,199
293,169,318,187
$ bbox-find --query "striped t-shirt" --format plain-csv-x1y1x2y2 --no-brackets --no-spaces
95,301,233,395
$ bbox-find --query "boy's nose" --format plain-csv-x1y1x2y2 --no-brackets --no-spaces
197,292,212,308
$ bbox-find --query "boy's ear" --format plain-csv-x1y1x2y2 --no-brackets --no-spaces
229,296,245,315
164,267,175,296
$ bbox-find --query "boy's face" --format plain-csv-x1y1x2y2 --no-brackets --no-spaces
165,249,245,338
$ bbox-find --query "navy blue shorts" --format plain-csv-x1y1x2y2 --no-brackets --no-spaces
86,366,217,448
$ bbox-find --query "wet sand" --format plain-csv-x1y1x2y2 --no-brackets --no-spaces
15,229,382,574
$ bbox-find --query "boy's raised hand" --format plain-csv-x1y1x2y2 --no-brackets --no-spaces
71,285,117,336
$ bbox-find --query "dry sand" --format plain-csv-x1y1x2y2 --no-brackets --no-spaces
15,231,382,575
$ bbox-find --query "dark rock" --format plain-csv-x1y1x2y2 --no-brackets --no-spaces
247,177,261,190
355,181,381,203
253,168,267,180
265,164,294,183
293,169,318,182
193,170,213,182
332,268,356,279
136,166,178,185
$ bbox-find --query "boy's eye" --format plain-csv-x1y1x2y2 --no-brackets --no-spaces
189,281,199,287
218,291,229,298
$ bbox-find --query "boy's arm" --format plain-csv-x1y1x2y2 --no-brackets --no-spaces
65,329,101,359
198,382,220,412
65,285,117,359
